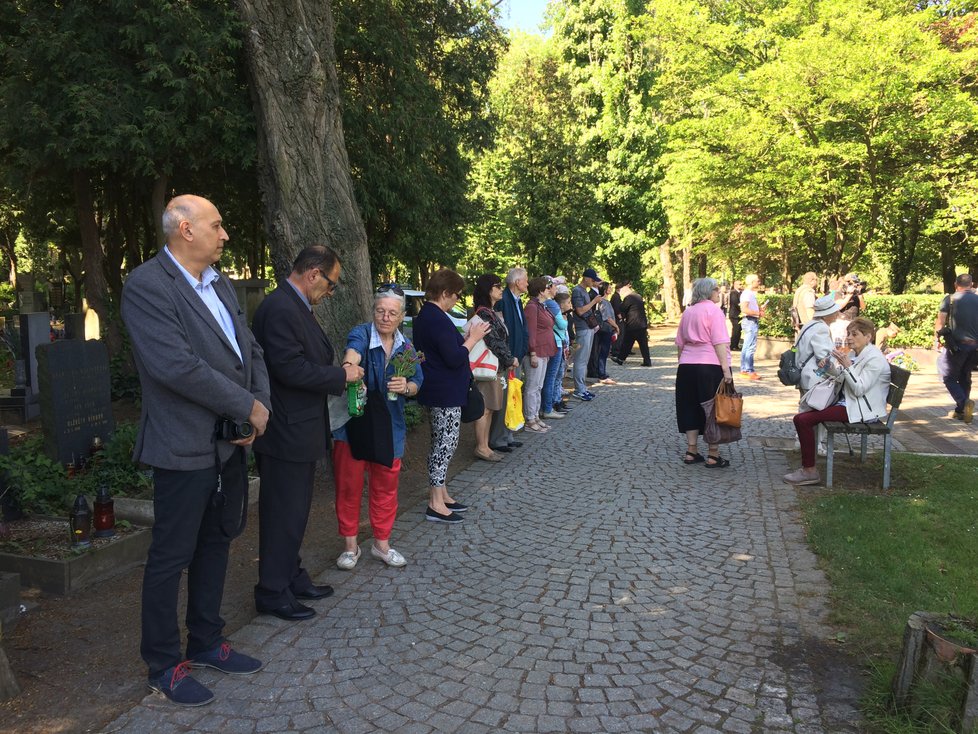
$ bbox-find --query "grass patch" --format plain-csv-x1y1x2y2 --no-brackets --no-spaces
802,453,978,733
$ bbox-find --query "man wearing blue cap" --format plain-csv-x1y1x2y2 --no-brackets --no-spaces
569,268,604,401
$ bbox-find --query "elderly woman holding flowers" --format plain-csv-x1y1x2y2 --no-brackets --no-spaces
331,286,424,569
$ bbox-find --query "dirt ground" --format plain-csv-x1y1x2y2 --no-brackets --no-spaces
0,410,475,734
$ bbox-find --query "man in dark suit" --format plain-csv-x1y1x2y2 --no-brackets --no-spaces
122,195,272,707
489,267,529,452
251,246,363,621
729,279,742,350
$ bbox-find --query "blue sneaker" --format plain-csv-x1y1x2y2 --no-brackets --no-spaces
148,661,214,706
571,391,593,402
583,390,596,399
190,642,263,676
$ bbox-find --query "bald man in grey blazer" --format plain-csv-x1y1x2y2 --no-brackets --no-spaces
122,194,271,707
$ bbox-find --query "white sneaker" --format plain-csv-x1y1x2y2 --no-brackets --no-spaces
336,547,361,570
541,411,566,419
371,545,407,567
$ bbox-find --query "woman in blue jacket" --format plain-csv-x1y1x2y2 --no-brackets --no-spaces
332,287,423,569
413,269,490,524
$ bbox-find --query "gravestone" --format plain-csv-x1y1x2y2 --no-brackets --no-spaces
63,313,85,341
19,313,48,421
36,340,114,465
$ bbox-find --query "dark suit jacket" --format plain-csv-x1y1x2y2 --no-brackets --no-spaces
728,289,742,320
495,288,529,361
251,282,347,463
121,253,271,471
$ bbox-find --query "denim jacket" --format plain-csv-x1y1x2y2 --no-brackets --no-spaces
331,322,424,458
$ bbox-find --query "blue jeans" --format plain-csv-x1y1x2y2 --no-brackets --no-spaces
572,327,594,394
740,318,758,373
542,351,562,413
550,351,565,407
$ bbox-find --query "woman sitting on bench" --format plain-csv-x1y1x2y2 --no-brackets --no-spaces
784,317,891,486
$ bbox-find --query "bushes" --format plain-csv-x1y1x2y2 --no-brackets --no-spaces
0,421,153,516
758,294,944,347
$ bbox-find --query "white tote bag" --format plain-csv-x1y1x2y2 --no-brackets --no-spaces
466,316,499,381
800,377,840,412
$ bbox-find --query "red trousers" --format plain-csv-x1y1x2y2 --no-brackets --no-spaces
792,404,848,468
332,439,401,541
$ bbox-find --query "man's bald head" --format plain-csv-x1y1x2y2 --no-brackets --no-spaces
162,195,212,242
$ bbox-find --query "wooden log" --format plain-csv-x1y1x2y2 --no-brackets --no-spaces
0,620,19,700
892,611,932,710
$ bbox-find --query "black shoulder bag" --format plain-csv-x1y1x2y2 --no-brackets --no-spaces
346,363,396,467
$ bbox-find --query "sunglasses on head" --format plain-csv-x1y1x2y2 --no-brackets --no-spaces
376,283,405,296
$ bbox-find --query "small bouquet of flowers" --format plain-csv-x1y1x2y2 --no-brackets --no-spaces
388,346,425,400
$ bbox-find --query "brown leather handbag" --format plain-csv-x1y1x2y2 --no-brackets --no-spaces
714,380,743,428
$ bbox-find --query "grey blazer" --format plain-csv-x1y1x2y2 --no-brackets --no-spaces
121,253,271,471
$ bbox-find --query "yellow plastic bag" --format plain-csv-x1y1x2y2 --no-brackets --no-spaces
505,372,524,431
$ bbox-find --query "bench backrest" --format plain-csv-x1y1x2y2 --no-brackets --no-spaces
884,364,911,429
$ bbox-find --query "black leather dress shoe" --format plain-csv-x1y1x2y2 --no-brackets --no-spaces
257,601,316,621
490,445,512,453
508,441,523,448
294,584,334,600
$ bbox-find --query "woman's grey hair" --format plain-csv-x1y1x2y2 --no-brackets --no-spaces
506,267,527,284
374,289,405,312
690,278,718,305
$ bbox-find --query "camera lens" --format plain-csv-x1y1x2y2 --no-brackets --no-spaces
238,421,254,438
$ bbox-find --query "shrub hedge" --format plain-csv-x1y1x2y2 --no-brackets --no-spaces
757,294,944,347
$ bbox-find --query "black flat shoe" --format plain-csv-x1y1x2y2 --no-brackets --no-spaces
445,501,469,513
683,451,705,465
611,357,624,365
704,455,730,468
425,507,464,524
294,584,334,600
257,601,316,621
490,445,513,453
508,441,523,448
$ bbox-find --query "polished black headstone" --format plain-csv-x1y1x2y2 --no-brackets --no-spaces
36,340,114,465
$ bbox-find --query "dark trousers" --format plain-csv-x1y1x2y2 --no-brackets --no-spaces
587,333,602,378
730,317,741,350
617,328,651,365
943,344,978,411
595,331,612,378
490,362,521,449
254,454,316,610
141,449,246,677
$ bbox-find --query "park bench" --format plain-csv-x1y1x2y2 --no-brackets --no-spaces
823,364,911,491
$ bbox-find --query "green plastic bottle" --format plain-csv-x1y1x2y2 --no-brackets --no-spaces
347,379,367,417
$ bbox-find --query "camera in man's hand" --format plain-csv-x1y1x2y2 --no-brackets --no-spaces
214,417,254,441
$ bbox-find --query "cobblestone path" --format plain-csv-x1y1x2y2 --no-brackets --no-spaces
105,340,861,733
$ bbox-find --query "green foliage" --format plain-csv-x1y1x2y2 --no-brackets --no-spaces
757,294,795,339
803,454,978,733
78,422,153,500
0,435,70,516
758,293,945,346
403,402,424,431
335,0,506,280
862,295,945,348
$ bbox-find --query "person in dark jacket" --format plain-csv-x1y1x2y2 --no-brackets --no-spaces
489,267,529,452
728,280,742,350
251,245,363,622
612,282,651,366
469,273,517,462
413,269,490,523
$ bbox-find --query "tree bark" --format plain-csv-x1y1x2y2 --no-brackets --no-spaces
72,170,122,356
150,175,168,253
236,0,372,342
659,238,680,320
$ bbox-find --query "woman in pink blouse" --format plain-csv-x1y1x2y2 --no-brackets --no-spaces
676,278,734,467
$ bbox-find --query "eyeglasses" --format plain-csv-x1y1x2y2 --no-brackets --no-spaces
374,307,402,321
318,269,339,290
376,283,404,296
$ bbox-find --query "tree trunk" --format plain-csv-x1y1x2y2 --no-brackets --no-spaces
150,175,168,252
681,243,692,309
659,238,680,320
236,0,372,344
72,170,123,356
939,233,957,293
